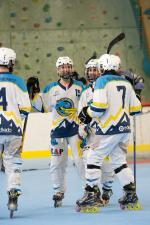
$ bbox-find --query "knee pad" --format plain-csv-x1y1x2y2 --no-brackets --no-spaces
87,164,101,170
114,164,134,187
114,164,127,174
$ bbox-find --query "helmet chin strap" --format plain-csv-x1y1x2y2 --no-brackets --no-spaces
8,60,14,72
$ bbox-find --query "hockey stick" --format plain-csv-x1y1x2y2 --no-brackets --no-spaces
86,32,125,62
85,32,125,66
21,115,28,149
133,115,137,190
132,73,137,190
107,32,125,54
85,51,97,65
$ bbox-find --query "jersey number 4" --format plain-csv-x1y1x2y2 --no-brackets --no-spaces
0,87,8,111
117,86,126,109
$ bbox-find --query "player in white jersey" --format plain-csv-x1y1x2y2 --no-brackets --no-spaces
27,56,85,207
0,47,31,214
76,54,142,212
78,59,114,205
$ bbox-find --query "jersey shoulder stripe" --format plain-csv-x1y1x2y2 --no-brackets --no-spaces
94,74,129,90
42,81,58,93
0,72,27,91
80,84,91,96
73,79,84,88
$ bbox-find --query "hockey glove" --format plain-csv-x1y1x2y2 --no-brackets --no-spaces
78,106,92,124
134,76,144,101
121,71,144,102
27,76,40,100
79,138,87,149
78,123,89,140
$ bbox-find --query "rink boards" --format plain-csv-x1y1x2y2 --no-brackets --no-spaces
21,106,150,169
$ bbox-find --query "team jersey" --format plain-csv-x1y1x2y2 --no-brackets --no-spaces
78,84,99,135
0,72,31,136
32,79,84,138
78,84,93,113
88,74,142,135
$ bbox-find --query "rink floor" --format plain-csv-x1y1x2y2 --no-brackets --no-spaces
0,162,150,225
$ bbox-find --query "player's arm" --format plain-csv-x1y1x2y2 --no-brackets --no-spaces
129,87,142,116
16,78,31,119
78,89,87,114
27,77,48,112
78,90,89,139
78,78,108,124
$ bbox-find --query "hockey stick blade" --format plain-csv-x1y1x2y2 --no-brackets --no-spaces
107,32,125,54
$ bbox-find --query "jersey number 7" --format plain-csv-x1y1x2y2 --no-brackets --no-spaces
117,86,126,109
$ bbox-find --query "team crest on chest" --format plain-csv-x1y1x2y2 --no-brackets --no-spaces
55,97,75,116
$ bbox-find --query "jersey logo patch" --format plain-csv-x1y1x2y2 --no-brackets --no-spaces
55,98,75,116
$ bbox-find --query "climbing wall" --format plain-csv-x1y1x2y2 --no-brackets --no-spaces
0,0,149,99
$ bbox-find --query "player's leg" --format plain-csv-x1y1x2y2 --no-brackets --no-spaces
76,147,104,212
76,135,117,212
68,134,85,180
85,132,114,204
50,137,68,207
82,133,104,206
110,133,141,210
101,157,114,205
3,136,22,211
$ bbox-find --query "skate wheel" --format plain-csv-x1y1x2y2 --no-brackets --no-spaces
135,202,142,210
127,202,141,210
120,204,125,210
80,206,99,213
120,202,141,211
75,205,81,212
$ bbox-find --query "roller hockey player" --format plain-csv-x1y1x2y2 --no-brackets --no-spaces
0,47,31,217
76,54,142,212
120,70,144,101
78,59,114,206
27,56,85,208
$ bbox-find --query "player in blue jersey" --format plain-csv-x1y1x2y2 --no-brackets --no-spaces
76,54,142,212
27,56,85,207
0,47,31,215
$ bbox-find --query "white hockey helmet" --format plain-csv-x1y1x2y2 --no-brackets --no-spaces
110,54,121,71
97,54,112,71
0,47,16,67
97,54,121,72
85,59,99,84
56,56,73,68
85,59,98,69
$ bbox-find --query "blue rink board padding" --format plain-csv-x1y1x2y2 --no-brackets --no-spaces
0,163,150,225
